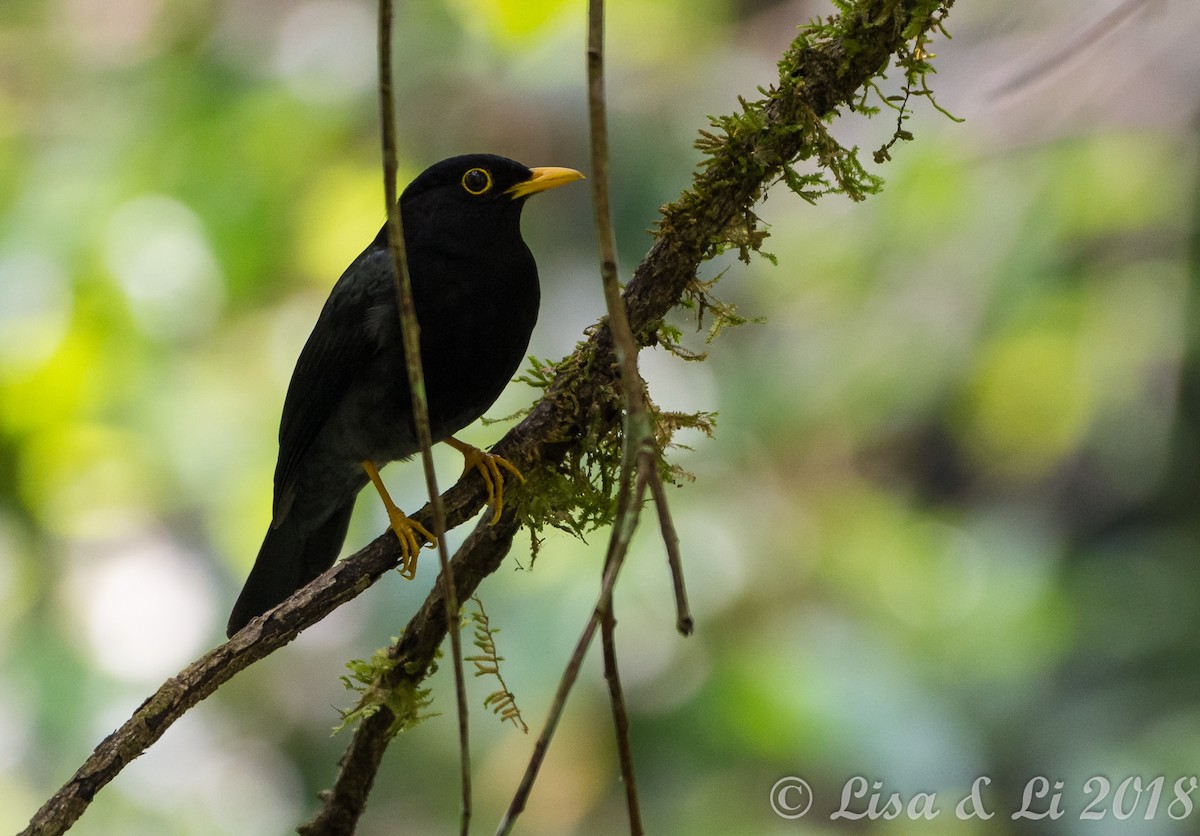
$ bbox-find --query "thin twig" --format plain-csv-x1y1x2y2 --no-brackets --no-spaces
599,457,650,834
585,0,691,635
583,2,682,827
376,2,471,832
600,607,642,836
649,472,692,635
496,460,653,835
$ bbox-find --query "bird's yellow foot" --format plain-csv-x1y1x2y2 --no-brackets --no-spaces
385,506,437,579
362,460,437,579
443,437,525,524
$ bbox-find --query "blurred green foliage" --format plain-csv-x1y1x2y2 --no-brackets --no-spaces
3,0,1200,834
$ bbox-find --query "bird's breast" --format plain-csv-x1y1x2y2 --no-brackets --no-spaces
416,251,540,434
340,248,539,463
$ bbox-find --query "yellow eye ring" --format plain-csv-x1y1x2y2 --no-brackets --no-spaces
461,168,493,195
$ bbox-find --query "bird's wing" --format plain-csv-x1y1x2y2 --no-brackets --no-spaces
271,248,391,523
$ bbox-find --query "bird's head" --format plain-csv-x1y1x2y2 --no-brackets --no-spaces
399,154,583,244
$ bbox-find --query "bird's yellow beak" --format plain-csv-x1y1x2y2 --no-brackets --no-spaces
507,166,585,199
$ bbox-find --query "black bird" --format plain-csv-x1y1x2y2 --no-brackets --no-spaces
226,154,583,637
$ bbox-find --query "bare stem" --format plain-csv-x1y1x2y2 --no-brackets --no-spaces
584,3,675,829
585,0,691,634
650,472,692,635
601,563,644,836
376,2,471,832
496,459,652,835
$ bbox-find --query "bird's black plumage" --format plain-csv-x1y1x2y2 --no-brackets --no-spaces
227,154,582,637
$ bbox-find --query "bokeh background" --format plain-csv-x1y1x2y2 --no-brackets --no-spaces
4,0,1200,833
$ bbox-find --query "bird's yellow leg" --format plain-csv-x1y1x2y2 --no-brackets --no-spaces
442,437,525,525
362,460,436,579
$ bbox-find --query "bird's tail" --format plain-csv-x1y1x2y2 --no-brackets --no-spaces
226,501,355,638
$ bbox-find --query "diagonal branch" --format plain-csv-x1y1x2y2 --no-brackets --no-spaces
298,510,519,835
19,3,954,834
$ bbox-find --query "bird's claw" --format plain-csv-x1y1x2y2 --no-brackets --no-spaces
363,459,436,579
386,507,437,579
451,441,525,524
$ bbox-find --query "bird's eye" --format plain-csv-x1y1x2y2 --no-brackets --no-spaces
461,168,493,195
